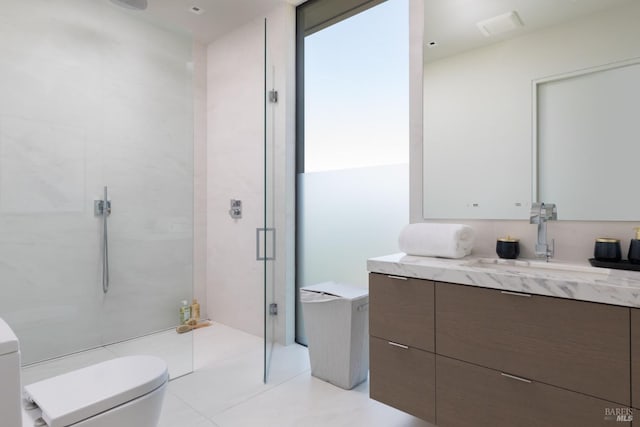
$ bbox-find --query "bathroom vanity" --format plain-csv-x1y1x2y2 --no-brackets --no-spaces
368,254,640,426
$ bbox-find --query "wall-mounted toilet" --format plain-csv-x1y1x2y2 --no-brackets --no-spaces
0,318,168,427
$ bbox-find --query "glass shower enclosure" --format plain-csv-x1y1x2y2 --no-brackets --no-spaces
263,17,278,384
0,0,194,374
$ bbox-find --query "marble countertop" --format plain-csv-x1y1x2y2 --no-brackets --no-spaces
367,253,640,308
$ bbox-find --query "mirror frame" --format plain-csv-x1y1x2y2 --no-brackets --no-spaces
409,0,424,223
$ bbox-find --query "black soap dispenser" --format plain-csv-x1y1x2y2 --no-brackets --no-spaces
629,227,640,264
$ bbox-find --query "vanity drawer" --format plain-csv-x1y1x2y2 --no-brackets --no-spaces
369,273,434,352
436,282,630,405
631,309,640,409
436,355,630,427
369,336,435,423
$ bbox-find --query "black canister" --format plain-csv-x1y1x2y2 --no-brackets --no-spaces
496,237,520,259
629,241,640,264
629,228,640,264
594,238,622,262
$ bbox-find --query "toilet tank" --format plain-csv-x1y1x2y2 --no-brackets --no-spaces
0,318,23,427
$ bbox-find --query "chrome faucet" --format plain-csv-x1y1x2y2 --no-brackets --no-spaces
530,202,557,261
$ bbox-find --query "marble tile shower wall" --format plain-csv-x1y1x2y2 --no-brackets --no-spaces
0,0,194,364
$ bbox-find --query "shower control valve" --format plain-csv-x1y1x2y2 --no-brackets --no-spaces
229,199,242,219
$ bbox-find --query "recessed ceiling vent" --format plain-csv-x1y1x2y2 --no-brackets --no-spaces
189,5,204,15
476,11,524,37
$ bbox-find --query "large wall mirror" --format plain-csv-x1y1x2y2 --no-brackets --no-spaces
421,0,640,221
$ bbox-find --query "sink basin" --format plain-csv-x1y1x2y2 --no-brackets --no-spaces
465,258,609,278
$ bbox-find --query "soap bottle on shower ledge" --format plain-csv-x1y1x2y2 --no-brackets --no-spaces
191,299,201,322
180,300,191,325
629,227,640,264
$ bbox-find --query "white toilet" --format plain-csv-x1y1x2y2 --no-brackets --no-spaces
0,318,168,427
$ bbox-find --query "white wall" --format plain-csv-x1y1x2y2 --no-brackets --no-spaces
412,0,640,262
206,4,295,343
206,16,264,338
193,40,208,320
0,0,195,363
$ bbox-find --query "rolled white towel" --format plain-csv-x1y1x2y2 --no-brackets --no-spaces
398,223,475,259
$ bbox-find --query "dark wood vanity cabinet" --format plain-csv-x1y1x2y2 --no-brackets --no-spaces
369,273,434,352
369,273,634,426
436,355,624,427
632,309,640,410
368,273,436,423
370,336,435,422
436,283,630,405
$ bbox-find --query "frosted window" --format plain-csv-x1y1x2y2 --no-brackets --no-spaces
297,0,409,344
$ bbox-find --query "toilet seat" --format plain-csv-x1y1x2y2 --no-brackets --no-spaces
0,318,19,356
24,355,168,427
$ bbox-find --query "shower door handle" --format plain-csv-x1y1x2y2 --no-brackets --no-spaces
256,228,276,261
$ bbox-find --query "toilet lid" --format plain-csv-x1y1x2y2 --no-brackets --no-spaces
0,318,19,355
24,355,168,427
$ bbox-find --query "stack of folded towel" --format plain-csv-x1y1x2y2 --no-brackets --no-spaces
398,223,475,259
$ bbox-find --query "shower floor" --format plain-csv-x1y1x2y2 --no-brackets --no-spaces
22,325,195,386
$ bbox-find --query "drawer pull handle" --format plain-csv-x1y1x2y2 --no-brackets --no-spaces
388,341,409,349
387,275,408,281
500,372,532,384
500,290,532,298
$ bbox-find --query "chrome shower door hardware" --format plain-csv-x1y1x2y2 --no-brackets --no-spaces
256,228,276,261
269,303,278,316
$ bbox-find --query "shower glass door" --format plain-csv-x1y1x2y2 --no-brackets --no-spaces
0,0,194,376
263,17,277,383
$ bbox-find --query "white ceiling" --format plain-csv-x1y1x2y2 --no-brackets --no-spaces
122,0,634,53
138,0,306,43
424,0,632,62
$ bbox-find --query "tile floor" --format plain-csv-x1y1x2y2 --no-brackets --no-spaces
22,323,433,427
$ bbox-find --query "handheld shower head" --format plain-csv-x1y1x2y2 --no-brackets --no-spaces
110,0,148,10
